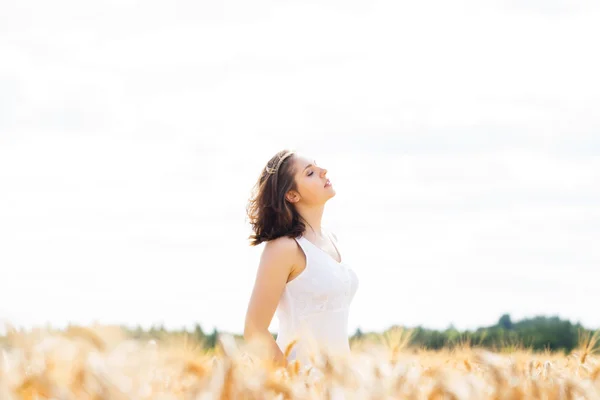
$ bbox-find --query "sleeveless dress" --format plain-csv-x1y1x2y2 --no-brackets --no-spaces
275,229,359,365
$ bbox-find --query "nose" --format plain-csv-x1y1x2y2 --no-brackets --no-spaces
320,167,327,177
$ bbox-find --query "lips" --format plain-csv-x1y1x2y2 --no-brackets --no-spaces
324,179,332,188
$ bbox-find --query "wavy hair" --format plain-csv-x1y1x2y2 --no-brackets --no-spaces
246,149,306,246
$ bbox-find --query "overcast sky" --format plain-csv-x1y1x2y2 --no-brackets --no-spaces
1,0,599,335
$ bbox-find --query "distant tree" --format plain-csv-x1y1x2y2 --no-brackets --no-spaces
498,314,513,330
206,327,219,348
194,323,205,341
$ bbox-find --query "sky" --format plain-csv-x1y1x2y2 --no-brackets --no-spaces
1,0,599,335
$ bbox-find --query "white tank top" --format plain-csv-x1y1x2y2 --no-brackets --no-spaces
275,229,359,365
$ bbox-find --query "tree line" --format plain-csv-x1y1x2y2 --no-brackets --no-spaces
123,314,597,354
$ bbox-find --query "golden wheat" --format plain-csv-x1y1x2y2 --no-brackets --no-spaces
1,325,600,399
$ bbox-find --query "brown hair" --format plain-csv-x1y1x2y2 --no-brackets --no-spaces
246,149,306,246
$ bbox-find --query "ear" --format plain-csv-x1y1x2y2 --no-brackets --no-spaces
285,190,300,203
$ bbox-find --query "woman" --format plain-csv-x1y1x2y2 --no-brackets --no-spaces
243,149,359,367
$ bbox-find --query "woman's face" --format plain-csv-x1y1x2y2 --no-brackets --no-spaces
287,153,335,205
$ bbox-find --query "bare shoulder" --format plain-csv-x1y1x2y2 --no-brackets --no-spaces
263,235,298,253
260,236,299,269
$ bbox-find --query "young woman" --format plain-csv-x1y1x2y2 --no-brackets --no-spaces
244,149,359,367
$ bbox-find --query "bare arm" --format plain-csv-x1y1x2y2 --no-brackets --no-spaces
244,237,296,366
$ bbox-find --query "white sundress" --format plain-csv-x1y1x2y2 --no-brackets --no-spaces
274,229,359,366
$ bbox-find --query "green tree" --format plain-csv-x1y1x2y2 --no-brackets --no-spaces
498,314,513,330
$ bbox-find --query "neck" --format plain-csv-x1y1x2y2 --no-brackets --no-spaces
296,204,326,237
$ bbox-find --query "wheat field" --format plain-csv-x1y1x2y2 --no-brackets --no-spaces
1,325,600,399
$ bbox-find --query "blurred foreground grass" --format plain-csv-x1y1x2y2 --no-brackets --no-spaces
1,325,600,399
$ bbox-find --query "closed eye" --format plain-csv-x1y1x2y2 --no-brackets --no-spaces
304,160,317,176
